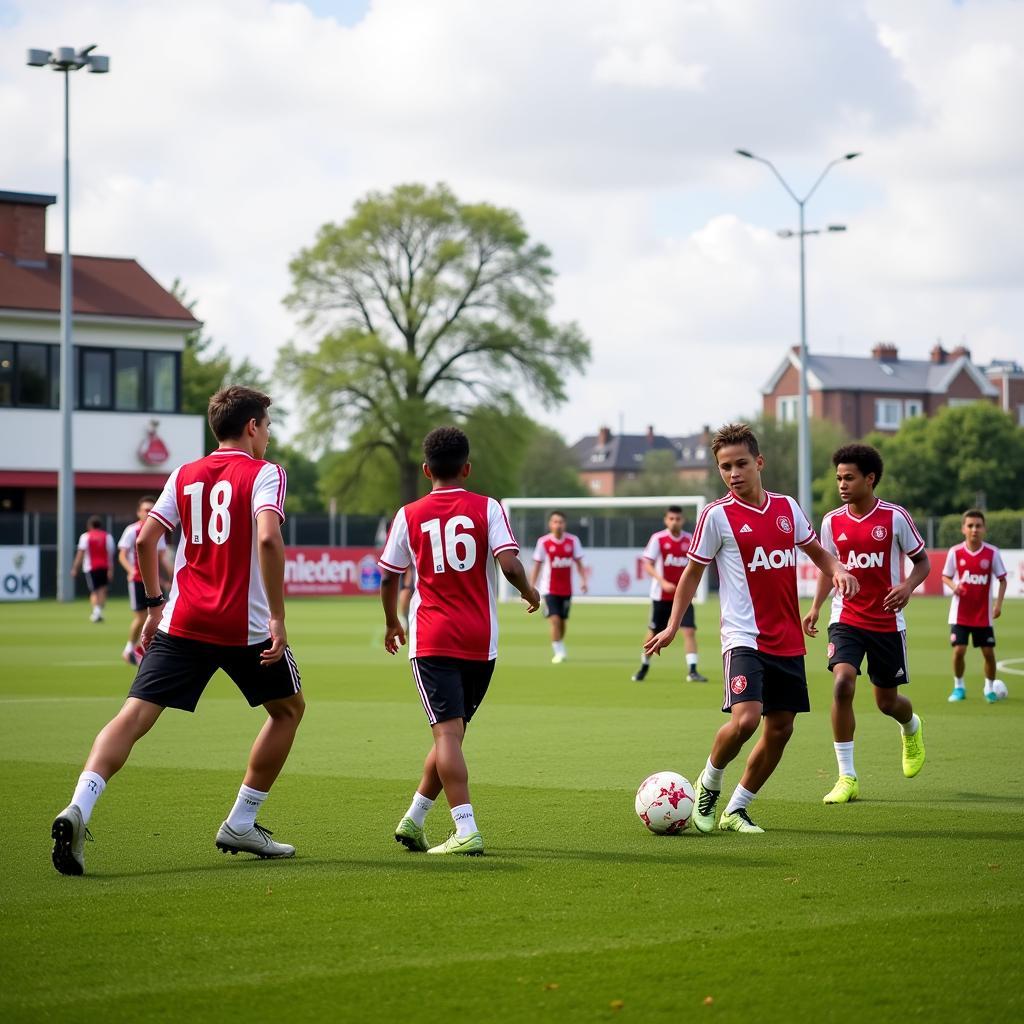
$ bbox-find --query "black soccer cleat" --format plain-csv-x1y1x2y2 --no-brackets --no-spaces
632,664,650,682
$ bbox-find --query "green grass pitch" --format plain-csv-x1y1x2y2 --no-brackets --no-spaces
1,596,1022,1023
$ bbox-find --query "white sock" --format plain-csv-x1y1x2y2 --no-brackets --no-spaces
641,653,650,666
71,770,106,825
226,784,268,833
405,791,434,828
686,652,698,669
984,679,995,694
954,676,964,690
834,741,856,778
451,803,477,837
123,640,134,654
900,714,920,736
725,784,757,816
553,640,566,656
702,756,725,791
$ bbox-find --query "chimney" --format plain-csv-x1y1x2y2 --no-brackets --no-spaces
930,343,948,364
871,342,899,362
646,425,655,446
597,426,611,447
0,191,56,267
950,345,971,361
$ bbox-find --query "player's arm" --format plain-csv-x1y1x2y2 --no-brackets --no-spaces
497,550,541,613
380,569,406,653
256,509,288,665
642,557,674,594
803,569,836,638
70,549,84,577
941,574,960,594
575,557,588,594
993,576,1007,619
137,518,170,649
159,549,174,588
644,559,706,656
802,538,859,599
117,545,133,575
882,549,930,613
528,558,541,589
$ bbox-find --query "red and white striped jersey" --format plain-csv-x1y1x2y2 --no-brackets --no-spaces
77,529,114,572
820,501,925,633
378,488,518,661
148,449,287,646
687,491,815,657
642,529,692,602
117,520,168,583
532,533,583,597
944,543,1007,628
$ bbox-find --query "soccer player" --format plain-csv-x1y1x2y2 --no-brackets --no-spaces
50,386,304,876
71,515,115,622
529,511,587,663
943,509,1008,703
802,445,930,804
645,423,858,834
117,495,172,665
379,426,540,856
632,505,707,682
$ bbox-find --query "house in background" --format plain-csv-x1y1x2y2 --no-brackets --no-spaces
760,343,1001,437
0,189,204,517
571,425,712,496
984,359,1024,426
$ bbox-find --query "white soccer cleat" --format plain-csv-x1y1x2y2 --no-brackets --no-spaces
992,679,1009,700
51,804,90,876
215,821,295,859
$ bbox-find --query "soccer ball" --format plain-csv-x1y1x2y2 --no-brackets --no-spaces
635,771,694,834
992,679,1009,700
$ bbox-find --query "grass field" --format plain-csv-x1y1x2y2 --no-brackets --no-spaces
1,596,1022,1023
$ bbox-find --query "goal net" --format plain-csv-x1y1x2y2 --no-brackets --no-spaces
500,495,709,604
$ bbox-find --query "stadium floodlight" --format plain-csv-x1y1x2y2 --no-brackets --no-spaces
735,147,860,517
27,44,110,601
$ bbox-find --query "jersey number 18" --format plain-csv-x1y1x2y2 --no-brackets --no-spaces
183,481,233,545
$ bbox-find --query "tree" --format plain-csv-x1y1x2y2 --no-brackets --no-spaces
519,427,587,498
279,183,590,505
618,449,684,497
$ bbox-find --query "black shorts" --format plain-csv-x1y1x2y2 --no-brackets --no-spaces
128,631,302,713
128,580,147,612
722,647,809,715
411,656,495,725
827,623,910,688
85,568,109,592
649,600,696,633
950,624,996,648
543,594,571,619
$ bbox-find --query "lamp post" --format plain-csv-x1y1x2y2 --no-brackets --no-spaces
736,149,859,516
27,45,109,602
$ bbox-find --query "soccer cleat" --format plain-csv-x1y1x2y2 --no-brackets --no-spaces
394,815,429,853
692,771,720,834
687,670,709,682
631,664,649,682
51,804,91,876
718,808,765,834
427,831,484,856
121,647,137,666
823,775,860,804
215,821,295,859
947,687,966,702
551,653,567,664
901,719,925,778
984,691,998,704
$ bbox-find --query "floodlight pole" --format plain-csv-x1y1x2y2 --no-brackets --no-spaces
27,45,109,601
735,149,859,516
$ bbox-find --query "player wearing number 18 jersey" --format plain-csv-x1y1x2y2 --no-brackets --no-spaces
380,426,540,856
50,387,304,875
803,445,930,805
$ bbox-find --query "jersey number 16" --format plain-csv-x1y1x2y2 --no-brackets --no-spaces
421,515,477,573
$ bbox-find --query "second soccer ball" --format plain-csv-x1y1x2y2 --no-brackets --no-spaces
635,771,694,834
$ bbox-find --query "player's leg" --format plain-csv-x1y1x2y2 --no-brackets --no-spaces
123,606,146,665
822,664,860,804
949,627,967,700
548,598,569,663
693,695,762,833
981,642,998,701
867,630,923,778
680,603,705,681
635,602,667,680
96,582,109,620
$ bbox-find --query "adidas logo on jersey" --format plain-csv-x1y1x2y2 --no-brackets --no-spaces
845,551,884,569
739,524,753,534
895,668,905,678
837,532,848,541
746,546,796,571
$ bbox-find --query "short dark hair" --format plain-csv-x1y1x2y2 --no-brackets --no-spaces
549,510,566,521
137,494,157,509
423,426,470,479
711,422,760,458
833,444,884,486
208,386,271,442
666,505,683,515
87,515,103,530
962,508,985,524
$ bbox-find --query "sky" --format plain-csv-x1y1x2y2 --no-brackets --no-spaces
2,0,1022,446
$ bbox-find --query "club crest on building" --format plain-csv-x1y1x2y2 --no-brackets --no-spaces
137,420,170,467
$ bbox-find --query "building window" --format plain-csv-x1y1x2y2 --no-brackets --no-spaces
589,478,602,492
147,351,177,412
874,399,902,429
115,349,144,411
904,399,923,418
948,398,978,409
776,396,799,422
81,349,112,408
15,343,50,407
0,342,12,406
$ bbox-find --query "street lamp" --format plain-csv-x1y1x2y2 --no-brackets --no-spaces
27,45,110,602
736,148,859,517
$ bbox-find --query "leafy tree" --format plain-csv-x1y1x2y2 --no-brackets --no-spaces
618,449,683,497
271,443,321,514
519,427,587,498
279,183,590,505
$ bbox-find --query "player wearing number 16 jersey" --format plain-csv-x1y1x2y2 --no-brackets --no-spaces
50,387,304,875
379,426,540,856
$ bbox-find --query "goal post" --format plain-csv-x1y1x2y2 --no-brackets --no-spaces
499,494,709,605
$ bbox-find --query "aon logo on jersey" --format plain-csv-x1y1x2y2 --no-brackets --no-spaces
746,546,796,571
845,551,884,569
551,556,574,568
963,572,989,585
664,554,688,567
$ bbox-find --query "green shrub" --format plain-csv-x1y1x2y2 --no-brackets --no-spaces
936,510,1024,550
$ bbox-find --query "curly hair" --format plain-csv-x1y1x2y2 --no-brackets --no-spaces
833,444,883,486
423,426,470,479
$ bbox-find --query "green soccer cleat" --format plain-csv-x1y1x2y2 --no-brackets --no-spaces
51,804,91,876
551,653,567,664
901,718,926,778
427,831,484,856
394,815,429,853
692,771,720,834
719,808,765,834
823,775,860,804
947,687,965,702
985,691,998,704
